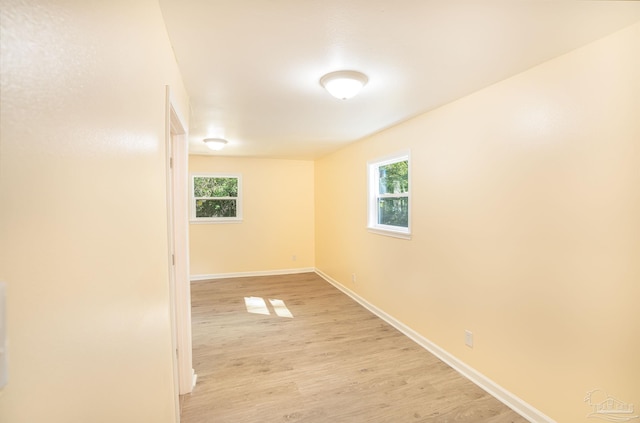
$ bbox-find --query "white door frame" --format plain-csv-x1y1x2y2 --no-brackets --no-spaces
165,87,195,422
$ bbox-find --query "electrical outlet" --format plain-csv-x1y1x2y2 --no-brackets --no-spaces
292,255,297,261
351,273,356,283
465,330,473,348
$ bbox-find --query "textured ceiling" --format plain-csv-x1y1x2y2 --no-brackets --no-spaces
159,1,640,159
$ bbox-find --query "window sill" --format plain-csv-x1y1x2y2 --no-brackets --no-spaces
367,227,411,240
190,219,243,224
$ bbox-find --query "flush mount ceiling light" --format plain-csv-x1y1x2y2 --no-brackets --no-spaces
204,138,228,151
320,70,368,100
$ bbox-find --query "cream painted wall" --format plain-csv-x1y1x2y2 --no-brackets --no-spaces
0,1,189,422
189,156,315,277
316,22,640,423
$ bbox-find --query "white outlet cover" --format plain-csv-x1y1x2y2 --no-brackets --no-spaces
464,330,473,348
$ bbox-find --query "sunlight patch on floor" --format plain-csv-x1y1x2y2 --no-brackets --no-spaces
244,296,270,315
269,298,293,318
244,296,293,318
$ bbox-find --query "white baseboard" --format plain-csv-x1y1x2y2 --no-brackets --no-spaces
314,268,556,423
191,267,315,282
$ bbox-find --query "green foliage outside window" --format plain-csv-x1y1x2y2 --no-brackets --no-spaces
194,176,238,218
378,197,408,227
196,199,237,218
378,160,408,227
378,161,408,194
194,177,238,197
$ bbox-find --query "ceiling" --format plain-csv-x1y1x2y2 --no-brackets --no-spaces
158,1,640,159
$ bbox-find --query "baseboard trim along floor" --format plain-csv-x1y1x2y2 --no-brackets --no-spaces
190,267,316,282
314,268,556,423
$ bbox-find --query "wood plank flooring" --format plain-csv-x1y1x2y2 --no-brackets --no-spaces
180,272,527,423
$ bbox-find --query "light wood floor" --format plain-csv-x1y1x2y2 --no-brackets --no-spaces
180,272,527,423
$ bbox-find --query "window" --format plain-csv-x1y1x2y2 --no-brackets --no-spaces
368,153,410,239
190,173,242,223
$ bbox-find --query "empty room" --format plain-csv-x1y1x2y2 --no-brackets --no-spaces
1,2,638,423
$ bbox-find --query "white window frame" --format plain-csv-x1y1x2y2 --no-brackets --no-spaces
367,152,411,239
190,173,243,224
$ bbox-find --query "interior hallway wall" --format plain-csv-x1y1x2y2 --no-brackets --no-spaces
315,22,640,423
189,156,315,278
0,1,189,422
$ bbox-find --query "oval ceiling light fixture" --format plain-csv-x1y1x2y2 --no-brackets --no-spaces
204,138,228,151
320,70,368,100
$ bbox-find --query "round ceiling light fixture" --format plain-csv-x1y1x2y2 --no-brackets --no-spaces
203,138,228,151
320,70,368,100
